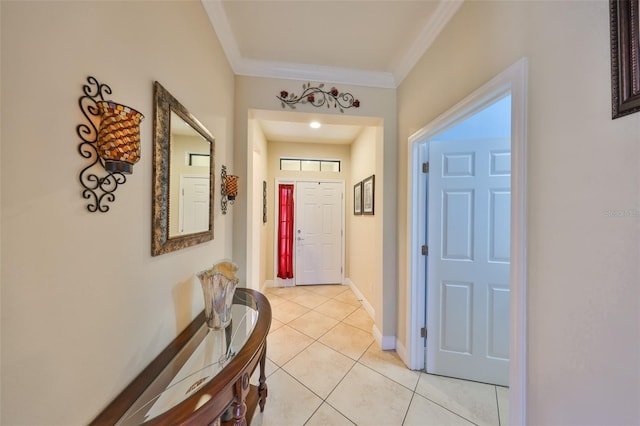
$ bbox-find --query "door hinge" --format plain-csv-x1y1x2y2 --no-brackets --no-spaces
421,327,427,338
421,245,428,256
422,162,429,173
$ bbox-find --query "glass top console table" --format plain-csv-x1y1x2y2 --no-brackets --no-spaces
91,289,272,426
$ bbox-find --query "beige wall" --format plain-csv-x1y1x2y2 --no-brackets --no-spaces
397,1,639,423
1,1,235,424
248,119,269,290
348,126,381,305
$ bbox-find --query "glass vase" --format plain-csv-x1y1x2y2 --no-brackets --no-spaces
197,262,239,330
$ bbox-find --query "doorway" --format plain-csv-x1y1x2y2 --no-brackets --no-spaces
273,178,345,287
294,181,344,285
406,58,527,424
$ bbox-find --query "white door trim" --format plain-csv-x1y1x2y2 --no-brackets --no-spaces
272,178,346,287
405,57,527,425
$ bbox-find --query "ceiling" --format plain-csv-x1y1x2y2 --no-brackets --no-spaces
201,0,462,144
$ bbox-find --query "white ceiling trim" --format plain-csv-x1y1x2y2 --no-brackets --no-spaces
201,0,242,69
202,0,462,89
391,0,464,86
201,0,395,88
234,58,396,89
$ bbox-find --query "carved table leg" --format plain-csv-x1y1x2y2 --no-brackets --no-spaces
232,373,250,426
258,342,268,412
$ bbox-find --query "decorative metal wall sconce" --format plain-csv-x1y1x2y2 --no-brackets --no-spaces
221,165,239,215
277,83,360,113
77,76,145,212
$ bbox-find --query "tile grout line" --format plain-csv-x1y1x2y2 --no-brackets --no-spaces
279,289,365,426
495,385,502,426
272,287,370,425
266,287,409,425
265,286,497,425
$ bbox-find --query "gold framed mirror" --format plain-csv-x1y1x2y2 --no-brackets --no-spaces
152,81,215,256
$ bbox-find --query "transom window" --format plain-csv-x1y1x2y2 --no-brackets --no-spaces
280,158,341,172
188,153,210,167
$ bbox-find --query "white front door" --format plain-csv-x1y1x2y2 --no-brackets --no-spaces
180,175,210,234
426,137,511,386
295,181,343,285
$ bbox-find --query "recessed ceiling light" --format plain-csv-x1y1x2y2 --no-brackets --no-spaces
309,121,321,129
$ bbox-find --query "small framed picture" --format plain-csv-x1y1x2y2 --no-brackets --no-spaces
353,182,362,215
363,174,375,215
262,180,267,223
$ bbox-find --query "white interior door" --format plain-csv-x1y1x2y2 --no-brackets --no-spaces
295,181,343,285
426,137,510,386
180,175,209,234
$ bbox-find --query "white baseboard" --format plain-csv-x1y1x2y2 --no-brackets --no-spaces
271,278,295,288
345,278,395,350
395,339,419,370
344,278,375,319
372,324,396,350
262,280,274,291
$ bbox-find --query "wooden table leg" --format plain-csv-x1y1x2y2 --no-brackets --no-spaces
258,343,268,412
232,373,249,426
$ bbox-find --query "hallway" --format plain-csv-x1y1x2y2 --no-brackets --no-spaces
251,285,508,425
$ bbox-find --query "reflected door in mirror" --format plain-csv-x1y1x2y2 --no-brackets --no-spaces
169,111,211,237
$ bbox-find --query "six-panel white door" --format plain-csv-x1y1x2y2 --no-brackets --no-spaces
426,138,511,386
180,175,209,235
295,181,343,285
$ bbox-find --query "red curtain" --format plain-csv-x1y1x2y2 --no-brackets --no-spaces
277,184,294,279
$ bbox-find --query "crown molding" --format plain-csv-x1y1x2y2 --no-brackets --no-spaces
391,0,464,87
202,0,462,89
235,58,396,89
201,0,242,69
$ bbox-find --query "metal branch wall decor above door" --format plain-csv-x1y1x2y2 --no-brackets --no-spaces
277,83,360,113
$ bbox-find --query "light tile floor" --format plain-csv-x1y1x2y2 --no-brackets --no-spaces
251,285,508,426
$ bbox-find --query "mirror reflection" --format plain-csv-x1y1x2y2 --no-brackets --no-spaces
168,112,211,237
152,82,215,256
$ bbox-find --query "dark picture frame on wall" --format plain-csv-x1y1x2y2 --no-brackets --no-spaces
354,181,362,215
610,0,640,118
362,175,375,215
263,180,267,223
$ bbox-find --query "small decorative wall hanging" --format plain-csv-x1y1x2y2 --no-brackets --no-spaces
77,76,145,212
362,174,375,215
277,83,360,113
263,180,267,223
221,165,239,215
353,181,362,215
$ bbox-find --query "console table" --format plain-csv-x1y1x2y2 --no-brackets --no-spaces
91,289,271,425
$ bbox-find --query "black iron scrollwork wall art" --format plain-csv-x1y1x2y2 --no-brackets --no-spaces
221,164,229,215
77,76,144,212
277,83,360,113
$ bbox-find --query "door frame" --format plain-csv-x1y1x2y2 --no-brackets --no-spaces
405,58,527,424
272,177,346,287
